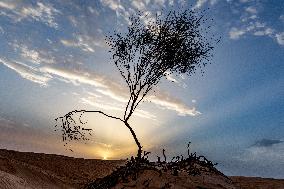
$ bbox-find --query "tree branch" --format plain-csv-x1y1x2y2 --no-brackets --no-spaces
55,110,124,145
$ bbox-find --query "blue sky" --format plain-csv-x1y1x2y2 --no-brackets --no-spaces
0,0,283,178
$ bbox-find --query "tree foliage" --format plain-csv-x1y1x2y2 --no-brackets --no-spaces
107,10,214,122
55,9,216,159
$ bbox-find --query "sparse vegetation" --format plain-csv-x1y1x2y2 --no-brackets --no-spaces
85,143,227,189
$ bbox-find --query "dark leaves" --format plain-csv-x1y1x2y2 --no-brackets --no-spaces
107,10,215,104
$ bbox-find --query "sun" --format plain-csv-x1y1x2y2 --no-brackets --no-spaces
103,156,107,160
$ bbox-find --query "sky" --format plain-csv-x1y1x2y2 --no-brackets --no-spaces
0,0,283,178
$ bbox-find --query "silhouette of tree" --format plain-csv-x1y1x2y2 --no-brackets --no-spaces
55,10,216,159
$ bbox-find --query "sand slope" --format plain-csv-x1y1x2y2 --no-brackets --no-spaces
0,149,124,189
111,169,236,189
0,149,283,189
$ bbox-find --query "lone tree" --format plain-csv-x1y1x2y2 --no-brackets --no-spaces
55,10,216,159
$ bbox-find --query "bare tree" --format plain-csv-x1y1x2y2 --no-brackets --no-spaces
55,10,216,159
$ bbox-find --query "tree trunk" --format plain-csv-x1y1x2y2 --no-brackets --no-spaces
124,121,142,159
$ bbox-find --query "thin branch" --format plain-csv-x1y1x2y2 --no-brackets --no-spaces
55,110,124,146
58,110,123,122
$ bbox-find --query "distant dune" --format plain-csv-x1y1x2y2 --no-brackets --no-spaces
0,149,283,189
0,149,124,188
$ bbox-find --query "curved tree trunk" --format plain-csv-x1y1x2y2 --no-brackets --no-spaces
124,121,142,159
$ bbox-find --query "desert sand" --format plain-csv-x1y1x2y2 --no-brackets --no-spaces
0,149,283,189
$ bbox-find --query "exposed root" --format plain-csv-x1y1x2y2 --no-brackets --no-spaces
85,142,229,189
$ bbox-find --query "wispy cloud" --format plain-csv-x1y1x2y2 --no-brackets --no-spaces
229,27,246,39
61,37,94,53
149,93,201,116
0,58,51,86
81,96,157,120
134,109,157,120
229,22,274,40
41,66,200,117
251,139,283,148
99,0,167,27
100,0,121,11
81,97,124,112
254,28,274,37
234,139,284,165
40,66,107,88
0,1,60,29
10,42,55,64
276,32,284,45
95,88,128,103
0,0,202,118
0,1,16,10
40,66,129,103
20,2,61,28
228,3,283,45
245,6,257,14
193,0,218,9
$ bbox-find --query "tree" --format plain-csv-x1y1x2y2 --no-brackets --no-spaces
55,10,216,159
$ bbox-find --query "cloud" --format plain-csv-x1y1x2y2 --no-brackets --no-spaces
229,27,246,39
20,2,61,28
10,42,54,64
168,0,174,6
0,0,201,118
252,139,284,148
276,32,284,45
193,0,218,9
40,66,107,88
41,65,199,117
81,96,157,120
68,16,79,27
149,92,201,116
96,88,128,103
0,58,51,86
0,2,60,29
229,21,279,42
253,28,274,37
61,34,106,52
194,0,207,9
228,2,283,46
134,109,157,120
100,0,121,10
131,0,147,10
234,140,284,170
81,97,124,112
245,6,257,14
225,141,284,178
61,39,93,53
40,66,128,102
229,21,267,40
0,1,16,10
99,0,167,27
153,0,166,7
0,52,200,117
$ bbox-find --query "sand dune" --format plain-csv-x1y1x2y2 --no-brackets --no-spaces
0,149,124,188
0,149,283,189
